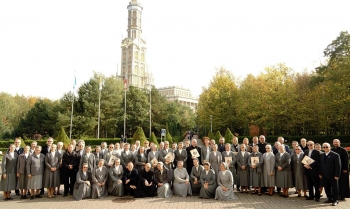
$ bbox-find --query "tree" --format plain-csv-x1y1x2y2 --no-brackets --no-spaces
149,132,159,146
214,131,222,144
19,137,26,148
197,67,239,134
132,126,147,145
56,127,71,149
165,122,173,144
208,130,215,140
224,128,234,142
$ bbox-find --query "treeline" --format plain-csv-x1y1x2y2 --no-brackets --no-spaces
0,72,195,139
197,31,350,136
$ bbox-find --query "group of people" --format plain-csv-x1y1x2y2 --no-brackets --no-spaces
1,136,349,206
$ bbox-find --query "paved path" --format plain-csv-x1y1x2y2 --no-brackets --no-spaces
1,188,349,209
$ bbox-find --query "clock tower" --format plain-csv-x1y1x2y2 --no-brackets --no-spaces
120,0,153,88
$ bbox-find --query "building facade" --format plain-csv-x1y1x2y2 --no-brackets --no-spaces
158,86,198,111
120,0,153,89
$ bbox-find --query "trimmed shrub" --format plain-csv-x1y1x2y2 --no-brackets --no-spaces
149,132,159,146
214,131,222,144
224,128,234,143
56,127,71,149
132,126,147,145
165,123,173,144
208,131,215,140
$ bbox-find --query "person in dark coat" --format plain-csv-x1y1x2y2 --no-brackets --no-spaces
16,146,31,199
62,144,78,196
123,162,138,196
137,163,156,197
304,141,321,202
186,139,201,172
218,137,225,153
331,139,350,200
13,138,24,196
319,143,341,206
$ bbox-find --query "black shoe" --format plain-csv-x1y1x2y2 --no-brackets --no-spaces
306,197,314,200
324,199,333,203
339,197,345,201
315,198,320,202
23,195,28,199
20,195,25,199
4,198,9,201
332,201,339,206
16,193,20,196
30,196,34,200
35,195,42,198
63,193,68,197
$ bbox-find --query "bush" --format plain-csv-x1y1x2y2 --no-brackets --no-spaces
149,132,159,146
172,135,183,143
165,123,173,144
208,131,215,140
132,127,147,145
224,128,234,142
56,127,71,149
214,131,222,144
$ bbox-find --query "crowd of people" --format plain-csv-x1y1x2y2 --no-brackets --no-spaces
0,136,349,206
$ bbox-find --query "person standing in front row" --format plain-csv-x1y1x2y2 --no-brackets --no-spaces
319,143,341,206
304,141,321,202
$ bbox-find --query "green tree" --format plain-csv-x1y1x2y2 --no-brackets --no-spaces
132,126,147,145
149,132,159,146
214,131,222,144
56,127,71,149
197,67,239,134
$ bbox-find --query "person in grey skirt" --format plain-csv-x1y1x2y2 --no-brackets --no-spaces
91,159,108,199
44,144,61,198
108,158,124,196
248,145,263,195
221,143,236,188
291,145,308,197
16,145,31,199
27,146,45,199
173,161,192,197
1,144,18,200
215,162,236,201
154,162,172,198
73,163,92,200
199,162,217,199
189,158,203,195
275,144,293,197
236,144,250,193
209,144,222,175
135,147,148,172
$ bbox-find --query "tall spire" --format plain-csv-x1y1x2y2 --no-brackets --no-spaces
127,0,143,39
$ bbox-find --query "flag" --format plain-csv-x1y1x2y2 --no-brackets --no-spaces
99,77,102,90
124,77,128,90
73,74,76,90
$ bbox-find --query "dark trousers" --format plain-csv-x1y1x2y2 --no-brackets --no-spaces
307,173,320,199
323,178,339,202
63,170,77,195
124,184,135,196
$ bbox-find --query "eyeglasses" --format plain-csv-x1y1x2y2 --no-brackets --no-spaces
266,148,270,149
307,144,313,146
109,147,114,148
295,149,300,150
323,146,329,148
83,167,88,168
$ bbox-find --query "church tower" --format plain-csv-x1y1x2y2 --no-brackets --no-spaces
120,0,153,89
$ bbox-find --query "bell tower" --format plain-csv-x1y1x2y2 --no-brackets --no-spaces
120,0,153,88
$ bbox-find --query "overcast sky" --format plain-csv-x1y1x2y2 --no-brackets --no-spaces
1,0,349,100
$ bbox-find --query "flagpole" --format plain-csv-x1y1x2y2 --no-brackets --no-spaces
123,78,126,141
98,77,102,139
69,74,76,139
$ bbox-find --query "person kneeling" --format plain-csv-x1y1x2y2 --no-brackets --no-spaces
73,163,92,200
154,162,172,198
91,159,108,199
108,158,124,197
137,163,156,197
123,162,138,196
173,161,192,197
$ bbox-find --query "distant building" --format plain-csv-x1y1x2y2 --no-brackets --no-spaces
158,86,198,111
119,0,153,89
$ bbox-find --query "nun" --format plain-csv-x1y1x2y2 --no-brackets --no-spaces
16,145,31,199
27,146,45,199
44,144,61,198
108,158,124,196
215,162,236,201
189,158,203,195
1,144,18,200
199,162,217,199
73,163,92,200
91,159,108,198
173,161,192,197
154,162,172,198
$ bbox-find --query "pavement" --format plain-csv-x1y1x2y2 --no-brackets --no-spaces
1,188,349,209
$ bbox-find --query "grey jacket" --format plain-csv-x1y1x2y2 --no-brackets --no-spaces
26,153,45,176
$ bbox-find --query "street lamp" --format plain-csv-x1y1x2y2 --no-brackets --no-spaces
210,115,212,132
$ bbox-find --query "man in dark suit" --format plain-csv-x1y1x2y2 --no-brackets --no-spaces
331,139,349,200
304,141,321,202
123,162,138,196
278,136,291,154
62,144,78,196
319,143,341,206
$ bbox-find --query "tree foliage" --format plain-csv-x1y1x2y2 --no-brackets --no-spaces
56,127,71,149
149,132,159,146
224,128,234,142
214,131,222,144
132,126,147,145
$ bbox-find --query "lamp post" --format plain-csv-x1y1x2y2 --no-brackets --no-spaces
210,115,212,132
